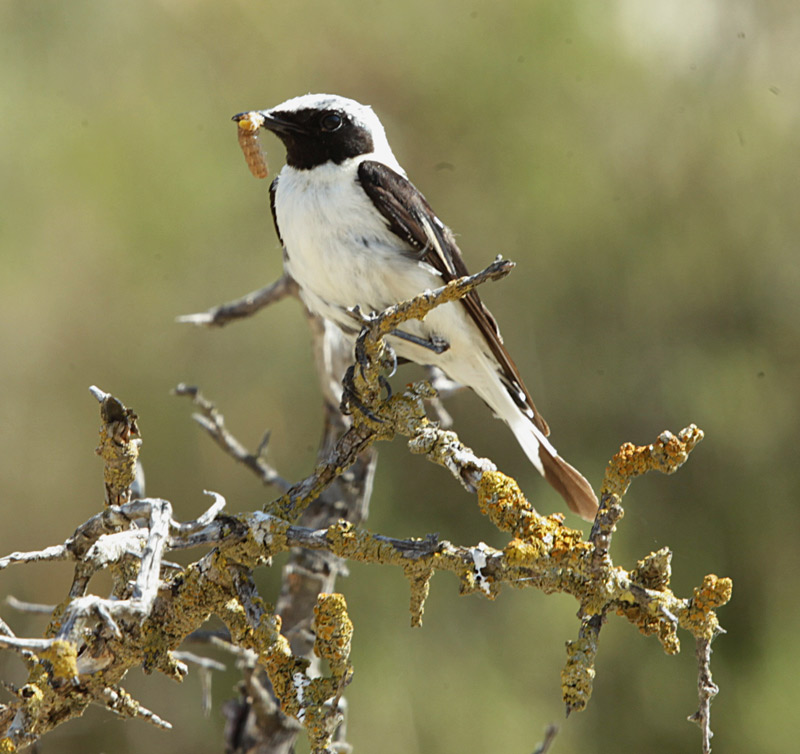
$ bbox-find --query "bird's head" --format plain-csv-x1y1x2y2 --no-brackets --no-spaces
234,94,401,172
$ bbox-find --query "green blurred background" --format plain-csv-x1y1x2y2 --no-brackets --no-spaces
1,1,797,752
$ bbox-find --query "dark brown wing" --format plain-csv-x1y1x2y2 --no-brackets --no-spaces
357,160,550,436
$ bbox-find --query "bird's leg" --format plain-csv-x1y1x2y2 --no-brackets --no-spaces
390,329,451,354
339,364,383,423
342,309,402,420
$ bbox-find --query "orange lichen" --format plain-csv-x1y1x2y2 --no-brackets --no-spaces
681,574,733,640
313,593,353,678
477,470,535,534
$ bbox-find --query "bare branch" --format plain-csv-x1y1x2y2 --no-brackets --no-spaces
173,650,227,718
176,274,297,328
530,724,559,754
5,596,56,614
173,383,291,491
170,490,227,533
0,545,69,571
172,650,226,673
689,635,721,754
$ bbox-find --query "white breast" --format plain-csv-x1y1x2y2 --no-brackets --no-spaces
274,160,441,326
272,159,495,383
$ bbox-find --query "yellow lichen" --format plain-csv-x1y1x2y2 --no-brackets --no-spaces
631,548,672,590
477,470,534,534
601,426,704,499
680,574,733,640
403,563,434,627
504,537,547,565
561,637,597,713
693,574,733,611
313,593,353,678
615,603,680,655
40,640,78,681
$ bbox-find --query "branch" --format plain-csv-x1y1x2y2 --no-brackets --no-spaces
0,268,731,753
89,385,141,506
179,278,377,752
268,259,513,522
689,635,721,754
176,274,297,328
173,383,291,492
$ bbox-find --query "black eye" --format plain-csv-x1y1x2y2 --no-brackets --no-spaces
320,112,343,132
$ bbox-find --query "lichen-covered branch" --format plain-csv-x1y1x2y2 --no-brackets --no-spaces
89,385,141,507
180,275,377,753
0,264,731,753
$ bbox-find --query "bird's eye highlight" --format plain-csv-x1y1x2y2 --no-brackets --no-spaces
320,112,343,132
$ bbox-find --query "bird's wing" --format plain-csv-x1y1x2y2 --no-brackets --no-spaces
357,159,549,436
269,177,284,247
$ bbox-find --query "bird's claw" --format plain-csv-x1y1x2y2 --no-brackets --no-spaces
378,375,393,400
340,365,384,423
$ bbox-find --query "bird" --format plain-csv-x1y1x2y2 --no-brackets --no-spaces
234,94,598,520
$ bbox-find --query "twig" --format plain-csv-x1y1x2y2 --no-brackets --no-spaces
90,385,141,506
423,366,461,427
5,596,56,614
57,497,181,648
590,425,704,575
169,490,227,532
266,261,511,522
172,650,226,673
99,686,173,730
173,384,291,491
531,724,559,754
0,545,69,571
0,614,15,637
176,274,298,327
688,635,721,753
0,636,57,653
173,651,227,717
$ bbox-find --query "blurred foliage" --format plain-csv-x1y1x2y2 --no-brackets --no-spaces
1,1,798,752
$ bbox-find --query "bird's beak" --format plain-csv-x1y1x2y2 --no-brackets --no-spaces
232,111,305,136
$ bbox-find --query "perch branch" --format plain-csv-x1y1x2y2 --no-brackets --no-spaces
0,265,730,753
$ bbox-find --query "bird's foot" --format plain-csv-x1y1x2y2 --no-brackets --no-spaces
340,365,384,423
390,329,451,355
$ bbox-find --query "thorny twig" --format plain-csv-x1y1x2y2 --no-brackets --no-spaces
0,262,731,753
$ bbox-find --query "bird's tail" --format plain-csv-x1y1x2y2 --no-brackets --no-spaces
505,413,598,521
434,345,598,520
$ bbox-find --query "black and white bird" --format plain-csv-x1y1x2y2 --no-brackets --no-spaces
234,94,598,520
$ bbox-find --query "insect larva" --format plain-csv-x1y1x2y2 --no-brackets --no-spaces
235,111,269,179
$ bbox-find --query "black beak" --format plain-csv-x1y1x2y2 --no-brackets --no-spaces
232,111,306,136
